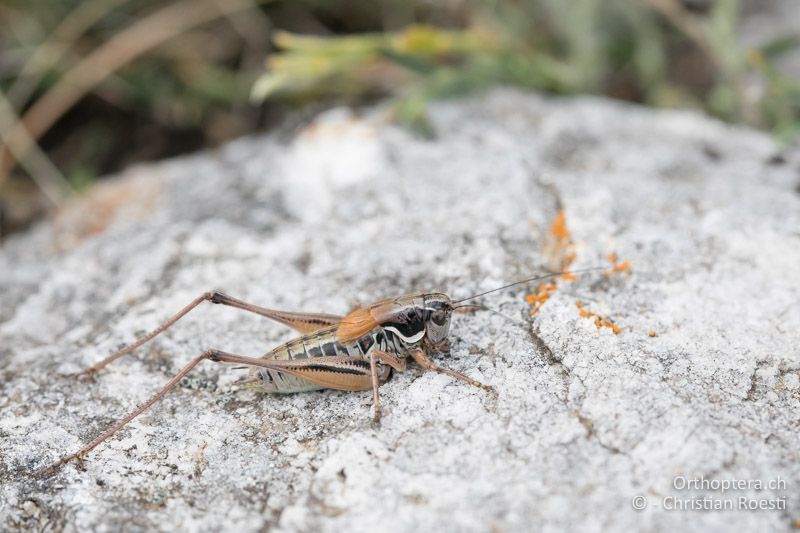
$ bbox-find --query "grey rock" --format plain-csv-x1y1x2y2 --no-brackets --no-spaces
1,89,798,532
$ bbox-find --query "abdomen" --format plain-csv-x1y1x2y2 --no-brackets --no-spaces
250,326,397,393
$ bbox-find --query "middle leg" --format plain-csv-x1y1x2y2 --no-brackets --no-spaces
368,350,406,422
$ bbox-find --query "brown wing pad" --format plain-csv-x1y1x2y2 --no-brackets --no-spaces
336,307,378,344
336,297,411,344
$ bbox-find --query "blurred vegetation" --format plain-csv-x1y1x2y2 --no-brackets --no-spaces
1,0,799,235
253,0,800,139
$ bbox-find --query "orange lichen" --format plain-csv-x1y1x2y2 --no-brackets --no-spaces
613,260,631,273
527,210,582,315
575,301,621,334
525,282,557,316
543,210,577,273
606,252,631,275
560,271,577,282
549,210,571,239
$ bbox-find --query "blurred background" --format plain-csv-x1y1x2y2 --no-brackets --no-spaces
1,0,798,237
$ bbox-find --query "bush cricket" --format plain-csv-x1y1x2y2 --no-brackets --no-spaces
36,268,603,476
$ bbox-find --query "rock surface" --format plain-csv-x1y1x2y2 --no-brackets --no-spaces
1,89,799,532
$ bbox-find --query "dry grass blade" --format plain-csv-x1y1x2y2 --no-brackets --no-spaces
208,0,272,66
645,0,715,61
645,0,747,118
0,91,72,206
0,0,273,187
5,0,129,110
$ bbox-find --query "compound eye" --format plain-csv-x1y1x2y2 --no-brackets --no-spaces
431,309,448,326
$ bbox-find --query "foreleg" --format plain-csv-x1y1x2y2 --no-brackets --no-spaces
408,348,495,394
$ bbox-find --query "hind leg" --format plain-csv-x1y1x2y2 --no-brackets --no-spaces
74,291,343,378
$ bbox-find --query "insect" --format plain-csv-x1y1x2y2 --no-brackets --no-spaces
36,268,601,476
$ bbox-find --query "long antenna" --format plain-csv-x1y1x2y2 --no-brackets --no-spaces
454,303,526,329
451,266,607,304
